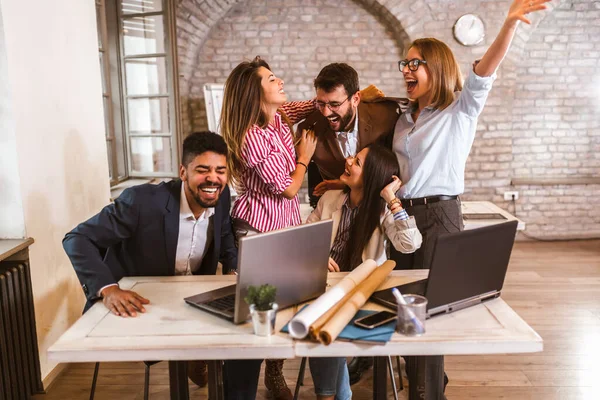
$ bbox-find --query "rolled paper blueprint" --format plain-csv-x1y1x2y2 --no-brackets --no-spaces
318,260,396,345
288,259,378,339
308,285,356,339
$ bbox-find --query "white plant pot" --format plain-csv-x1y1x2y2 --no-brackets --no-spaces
249,303,278,336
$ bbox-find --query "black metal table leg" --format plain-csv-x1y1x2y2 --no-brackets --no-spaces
407,355,445,400
372,356,387,400
207,360,224,400
168,361,189,400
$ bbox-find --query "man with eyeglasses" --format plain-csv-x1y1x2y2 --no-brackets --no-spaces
296,63,401,207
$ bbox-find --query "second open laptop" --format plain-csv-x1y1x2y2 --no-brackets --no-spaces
184,219,333,324
371,220,518,318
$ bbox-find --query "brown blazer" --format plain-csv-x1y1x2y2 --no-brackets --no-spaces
297,100,401,181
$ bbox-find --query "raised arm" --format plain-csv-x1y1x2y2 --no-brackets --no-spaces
475,0,550,77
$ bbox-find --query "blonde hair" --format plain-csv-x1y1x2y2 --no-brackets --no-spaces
411,38,463,110
220,57,270,184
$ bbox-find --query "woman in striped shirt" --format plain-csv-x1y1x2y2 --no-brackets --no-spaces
220,56,317,400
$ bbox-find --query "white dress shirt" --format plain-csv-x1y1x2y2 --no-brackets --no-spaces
175,183,215,276
393,70,496,199
336,111,359,158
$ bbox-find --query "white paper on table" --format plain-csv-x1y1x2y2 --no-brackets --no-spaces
288,259,377,339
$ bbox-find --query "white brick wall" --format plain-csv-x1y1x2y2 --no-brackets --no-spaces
176,0,600,239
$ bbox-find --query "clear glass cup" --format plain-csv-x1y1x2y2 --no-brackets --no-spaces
396,294,427,336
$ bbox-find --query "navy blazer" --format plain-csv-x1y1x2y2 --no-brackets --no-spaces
63,179,238,311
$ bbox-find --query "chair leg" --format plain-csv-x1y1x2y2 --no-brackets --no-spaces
89,362,100,400
144,363,151,400
387,356,399,400
293,357,307,400
396,356,404,391
298,357,306,386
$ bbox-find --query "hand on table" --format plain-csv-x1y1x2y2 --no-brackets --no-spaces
101,286,149,317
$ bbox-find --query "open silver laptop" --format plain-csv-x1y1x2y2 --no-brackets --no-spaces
371,221,518,318
185,220,332,324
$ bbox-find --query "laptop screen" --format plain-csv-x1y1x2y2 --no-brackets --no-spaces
425,221,518,311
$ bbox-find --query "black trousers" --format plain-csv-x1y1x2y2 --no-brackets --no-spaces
390,197,460,399
223,359,263,400
391,197,463,270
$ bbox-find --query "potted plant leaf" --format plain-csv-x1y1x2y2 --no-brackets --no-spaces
244,284,278,336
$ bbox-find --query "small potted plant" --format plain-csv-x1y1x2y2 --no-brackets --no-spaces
244,284,278,336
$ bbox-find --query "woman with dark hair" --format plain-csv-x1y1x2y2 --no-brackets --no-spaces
308,143,422,272
305,144,422,400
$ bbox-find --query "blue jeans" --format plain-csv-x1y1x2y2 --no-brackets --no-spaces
309,357,352,399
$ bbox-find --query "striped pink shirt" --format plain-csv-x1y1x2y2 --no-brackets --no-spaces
232,100,315,232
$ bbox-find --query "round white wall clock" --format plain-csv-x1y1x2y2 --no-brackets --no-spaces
453,14,485,47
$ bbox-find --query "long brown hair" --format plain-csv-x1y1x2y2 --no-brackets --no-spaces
411,38,463,110
220,56,271,184
342,144,400,270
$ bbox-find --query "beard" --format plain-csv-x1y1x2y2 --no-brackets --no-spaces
338,109,355,131
328,107,356,132
187,182,222,209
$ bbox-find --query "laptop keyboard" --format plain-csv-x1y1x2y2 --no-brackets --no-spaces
204,293,236,312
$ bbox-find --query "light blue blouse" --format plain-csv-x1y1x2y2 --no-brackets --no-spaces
393,69,497,199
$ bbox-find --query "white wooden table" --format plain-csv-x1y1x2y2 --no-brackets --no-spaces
462,201,525,231
49,272,542,399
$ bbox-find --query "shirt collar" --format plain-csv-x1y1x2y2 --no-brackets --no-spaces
337,110,359,136
342,192,359,212
180,182,215,221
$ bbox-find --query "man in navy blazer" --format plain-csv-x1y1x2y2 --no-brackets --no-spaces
64,131,237,314
63,131,239,392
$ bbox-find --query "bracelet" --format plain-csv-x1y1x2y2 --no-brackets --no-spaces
387,197,401,210
390,204,403,213
296,161,308,171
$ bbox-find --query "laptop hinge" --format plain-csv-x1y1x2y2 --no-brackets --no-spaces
427,290,500,318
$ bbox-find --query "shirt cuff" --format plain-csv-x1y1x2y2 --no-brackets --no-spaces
467,68,497,91
393,209,409,221
97,283,118,297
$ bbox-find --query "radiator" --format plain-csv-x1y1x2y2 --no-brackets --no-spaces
0,262,44,399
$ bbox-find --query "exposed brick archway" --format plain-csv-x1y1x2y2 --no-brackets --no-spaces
175,0,437,134
176,0,435,94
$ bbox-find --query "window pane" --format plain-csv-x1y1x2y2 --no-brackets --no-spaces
130,136,172,173
106,139,114,180
96,4,104,48
121,0,162,14
100,53,108,94
127,97,170,134
103,97,112,138
122,15,164,56
125,57,167,95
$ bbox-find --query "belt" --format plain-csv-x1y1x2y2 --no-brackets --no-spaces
401,195,458,208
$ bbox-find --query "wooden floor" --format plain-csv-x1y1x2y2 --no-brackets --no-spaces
34,240,600,399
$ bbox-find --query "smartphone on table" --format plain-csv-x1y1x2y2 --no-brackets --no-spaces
353,311,397,329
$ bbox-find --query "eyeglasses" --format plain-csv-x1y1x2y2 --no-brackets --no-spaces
398,58,427,72
315,97,350,112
